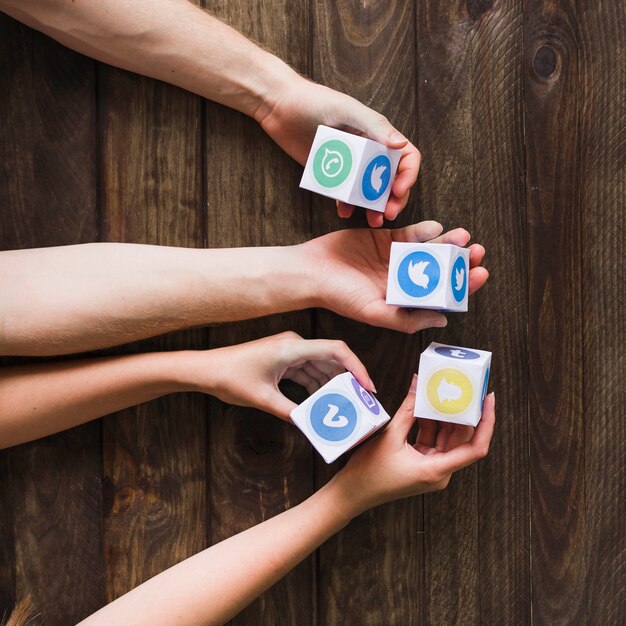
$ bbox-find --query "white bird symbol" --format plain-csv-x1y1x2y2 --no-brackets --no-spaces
450,349,466,358
370,163,387,192
322,404,349,428
437,378,462,403
408,260,430,288
454,267,465,291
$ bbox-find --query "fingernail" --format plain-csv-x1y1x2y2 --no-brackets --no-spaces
434,317,448,328
369,379,378,393
409,373,418,393
390,131,407,144
421,220,444,240
490,392,496,406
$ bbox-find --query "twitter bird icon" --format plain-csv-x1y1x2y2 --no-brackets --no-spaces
397,250,441,297
451,256,467,302
362,154,392,201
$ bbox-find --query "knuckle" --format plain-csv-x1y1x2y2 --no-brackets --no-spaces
375,113,389,126
478,444,490,459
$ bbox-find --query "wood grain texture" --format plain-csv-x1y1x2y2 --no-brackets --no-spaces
0,2,624,624
524,1,586,623
417,3,480,623
202,2,315,623
0,15,103,625
311,1,423,624
579,2,626,623
470,2,530,624
98,66,207,602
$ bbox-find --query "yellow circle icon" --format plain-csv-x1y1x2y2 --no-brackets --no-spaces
426,368,474,414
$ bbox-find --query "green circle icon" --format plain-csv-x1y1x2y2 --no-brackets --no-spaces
312,140,352,188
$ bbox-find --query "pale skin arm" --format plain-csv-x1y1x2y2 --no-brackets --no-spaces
78,382,496,626
0,222,489,356
0,0,419,226
0,332,372,449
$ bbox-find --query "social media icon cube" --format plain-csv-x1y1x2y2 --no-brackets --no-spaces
300,125,402,213
290,372,391,463
386,242,470,312
414,342,492,427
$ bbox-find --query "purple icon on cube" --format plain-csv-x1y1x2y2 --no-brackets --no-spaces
350,376,380,415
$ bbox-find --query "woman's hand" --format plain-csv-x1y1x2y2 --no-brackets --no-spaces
183,331,374,421
258,77,420,228
332,376,496,516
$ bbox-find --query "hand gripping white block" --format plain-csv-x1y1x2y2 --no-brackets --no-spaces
386,242,470,312
414,342,492,427
290,372,391,463
300,125,402,213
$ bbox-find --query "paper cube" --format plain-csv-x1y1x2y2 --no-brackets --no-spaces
414,342,492,427
290,372,391,463
300,125,402,213
386,242,470,311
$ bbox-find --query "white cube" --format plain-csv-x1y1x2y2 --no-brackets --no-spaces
290,372,391,463
386,242,470,311
300,125,402,213
414,342,492,427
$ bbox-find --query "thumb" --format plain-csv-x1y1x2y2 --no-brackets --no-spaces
258,385,298,423
332,97,408,148
387,374,418,440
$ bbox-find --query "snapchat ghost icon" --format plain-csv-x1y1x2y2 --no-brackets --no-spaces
426,368,474,415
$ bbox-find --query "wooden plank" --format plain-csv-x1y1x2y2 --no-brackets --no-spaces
310,2,422,624
416,3,481,623
0,16,103,625
202,2,315,624
579,3,626,623
98,66,207,602
470,2,530,624
523,1,586,623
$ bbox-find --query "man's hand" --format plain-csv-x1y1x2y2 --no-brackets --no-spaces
300,220,489,333
258,78,420,228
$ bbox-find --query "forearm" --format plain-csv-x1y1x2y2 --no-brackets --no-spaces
0,0,297,121
79,478,357,626
0,350,203,448
0,243,316,356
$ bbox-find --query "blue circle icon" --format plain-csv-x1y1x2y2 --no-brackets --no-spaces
309,393,358,442
482,368,490,401
451,256,467,302
434,346,480,360
362,154,392,201
350,376,380,415
397,251,440,298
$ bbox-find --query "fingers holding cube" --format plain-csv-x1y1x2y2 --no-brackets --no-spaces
300,125,402,213
290,372,391,463
414,343,492,427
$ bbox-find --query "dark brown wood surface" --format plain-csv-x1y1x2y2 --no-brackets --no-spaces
0,1,624,625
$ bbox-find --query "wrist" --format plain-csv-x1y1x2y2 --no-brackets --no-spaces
164,350,218,395
249,54,301,123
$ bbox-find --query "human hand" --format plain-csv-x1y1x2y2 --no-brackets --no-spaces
332,376,496,516
257,77,420,227
299,220,489,333
183,331,373,421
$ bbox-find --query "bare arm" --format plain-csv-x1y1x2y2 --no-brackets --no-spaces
0,0,289,121
0,242,313,355
0,332,373,448
0,224,489,356
0,0,420,226
78,384,496,626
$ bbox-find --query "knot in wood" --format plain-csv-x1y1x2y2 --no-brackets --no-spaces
533,45,558,79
